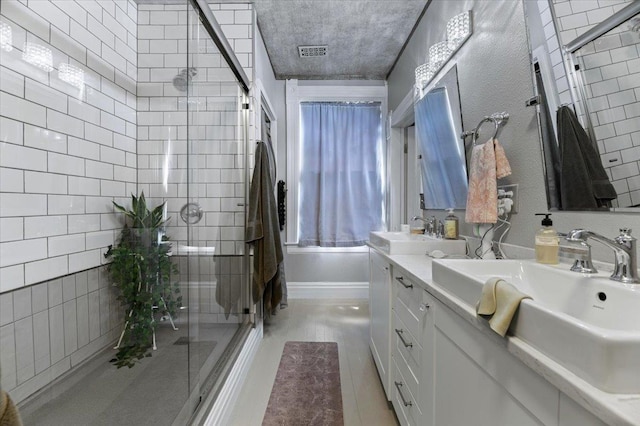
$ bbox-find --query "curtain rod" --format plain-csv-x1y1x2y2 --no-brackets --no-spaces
190,0,250,93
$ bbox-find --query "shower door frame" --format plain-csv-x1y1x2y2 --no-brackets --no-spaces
180,0,254,424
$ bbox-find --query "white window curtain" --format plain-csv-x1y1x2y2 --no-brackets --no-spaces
298,102,384,247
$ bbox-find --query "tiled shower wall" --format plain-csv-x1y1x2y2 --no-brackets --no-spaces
0,266,122,403
0,0,138,293
550,0,640,206
137,3,253,256
0,0,136,402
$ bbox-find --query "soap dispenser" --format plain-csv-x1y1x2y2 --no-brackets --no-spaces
444,208,459,240
535,213,559,264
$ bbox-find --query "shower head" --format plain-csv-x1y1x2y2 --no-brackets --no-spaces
172,68,197,92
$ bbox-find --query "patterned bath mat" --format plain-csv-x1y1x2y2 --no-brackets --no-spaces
262,341,343,426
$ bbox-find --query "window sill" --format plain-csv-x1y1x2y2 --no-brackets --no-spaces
285,244,370,254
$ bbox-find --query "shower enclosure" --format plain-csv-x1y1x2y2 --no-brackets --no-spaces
0,0,253,424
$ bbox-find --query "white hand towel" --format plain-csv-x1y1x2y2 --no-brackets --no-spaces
476,277,531,337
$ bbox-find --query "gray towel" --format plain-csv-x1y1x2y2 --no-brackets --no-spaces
558,106,616,209
246,142,283,315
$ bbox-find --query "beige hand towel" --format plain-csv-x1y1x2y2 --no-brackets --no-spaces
476,277,531,337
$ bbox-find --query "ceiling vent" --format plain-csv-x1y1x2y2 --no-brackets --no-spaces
298,45,327,58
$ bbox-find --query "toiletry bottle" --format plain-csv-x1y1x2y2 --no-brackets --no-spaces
444,208,459,240
535,213,559,264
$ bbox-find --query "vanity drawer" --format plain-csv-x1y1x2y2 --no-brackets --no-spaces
393,311,421,399
394,291,425,348
392,358,423,426
391,312,422,374
394,271,422,312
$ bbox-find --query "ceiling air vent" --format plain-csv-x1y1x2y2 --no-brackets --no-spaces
298,45,327,58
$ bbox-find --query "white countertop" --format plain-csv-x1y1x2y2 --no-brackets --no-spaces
369,246,640,426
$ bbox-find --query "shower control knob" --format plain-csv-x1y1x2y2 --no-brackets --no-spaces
180,203,203,224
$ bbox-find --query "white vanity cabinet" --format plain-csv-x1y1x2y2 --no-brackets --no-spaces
390,267,435,426
368,250,612,425
369,249,393,399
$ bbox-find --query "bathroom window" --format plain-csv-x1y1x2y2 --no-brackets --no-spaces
296,101,385,247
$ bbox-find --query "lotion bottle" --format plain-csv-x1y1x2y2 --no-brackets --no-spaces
444,208,459,240
535,213,559,264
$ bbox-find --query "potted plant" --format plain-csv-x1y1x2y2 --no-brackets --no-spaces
104,192,182,368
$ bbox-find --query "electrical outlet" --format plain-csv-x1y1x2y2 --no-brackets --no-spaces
419,193,425,210
498,184,519,214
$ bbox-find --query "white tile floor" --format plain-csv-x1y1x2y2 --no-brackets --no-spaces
228,299,398,426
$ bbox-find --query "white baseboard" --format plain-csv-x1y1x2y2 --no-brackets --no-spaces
203,323,263,426
286,282,369,299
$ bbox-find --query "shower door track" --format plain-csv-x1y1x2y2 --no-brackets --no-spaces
189,0,251,94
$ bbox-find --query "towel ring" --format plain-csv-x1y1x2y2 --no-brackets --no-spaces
472,117,500,146
471,112,510,146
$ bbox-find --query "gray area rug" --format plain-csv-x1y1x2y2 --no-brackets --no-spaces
262,341,344,426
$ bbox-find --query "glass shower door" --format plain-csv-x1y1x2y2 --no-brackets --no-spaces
181,2,251,421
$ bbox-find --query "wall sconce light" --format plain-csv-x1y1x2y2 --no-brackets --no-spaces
415,10,473,93
0,22,13,52
22,42,53,72
446,11,472,51
415,62,435,90
428,41,452,70
59,63,85,89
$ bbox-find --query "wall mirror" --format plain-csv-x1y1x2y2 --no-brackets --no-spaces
523,0,640,212
416,65,468,209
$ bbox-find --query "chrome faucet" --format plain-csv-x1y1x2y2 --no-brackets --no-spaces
411,215,428,225
565,228,639,284
412,215,435,235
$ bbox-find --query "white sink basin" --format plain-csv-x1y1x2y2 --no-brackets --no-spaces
369,231,466,255
432,259,640,393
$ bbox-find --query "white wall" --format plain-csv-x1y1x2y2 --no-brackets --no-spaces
0,0,138,293
387,0,640,263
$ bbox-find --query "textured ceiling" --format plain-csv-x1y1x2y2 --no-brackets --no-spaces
252,0,429,80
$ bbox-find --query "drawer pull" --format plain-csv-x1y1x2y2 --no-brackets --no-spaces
395,328,413,348
395,276,413,289
419,303,430,312
395,381,412,407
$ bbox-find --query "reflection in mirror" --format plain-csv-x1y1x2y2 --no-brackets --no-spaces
523,0,640,211
416,65,468,209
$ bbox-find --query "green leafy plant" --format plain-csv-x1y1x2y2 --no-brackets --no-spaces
104,192,182,368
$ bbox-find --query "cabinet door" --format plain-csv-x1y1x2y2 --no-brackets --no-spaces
369,250,392,399
432,300,557,426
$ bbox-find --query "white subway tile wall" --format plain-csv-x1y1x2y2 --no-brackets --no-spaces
0,0,253,404
552,0,639,206
136,3,253,256
0,0,138,291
